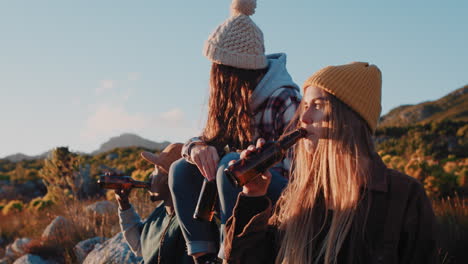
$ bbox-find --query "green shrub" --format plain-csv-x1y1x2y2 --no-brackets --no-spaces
2,200,24,215
39,147,83,203
28,197,54,212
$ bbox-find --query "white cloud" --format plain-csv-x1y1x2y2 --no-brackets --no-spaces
160,108,184,123
96,80,115,95
128,72,141,81
80,104,147,140
80,105,199,147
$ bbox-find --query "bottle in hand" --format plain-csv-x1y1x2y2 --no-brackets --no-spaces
193,179,217,222
224,128,307,187
98,175,151,190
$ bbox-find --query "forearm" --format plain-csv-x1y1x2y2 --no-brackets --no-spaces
118,205,143,256
224,194,273,263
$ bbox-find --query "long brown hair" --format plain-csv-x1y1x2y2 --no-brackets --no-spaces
272,93,376,264
202,63,267,151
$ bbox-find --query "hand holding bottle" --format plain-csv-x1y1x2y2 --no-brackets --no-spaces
102,171,131,210
115,187,132,210
230,138,272,197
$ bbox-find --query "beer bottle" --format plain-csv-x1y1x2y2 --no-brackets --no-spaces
193,144,231,222
98,175,150,190
193,179,217,222
224,128,307,187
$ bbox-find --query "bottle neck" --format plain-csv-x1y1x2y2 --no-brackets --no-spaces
278,128,308,150
132,180,151,189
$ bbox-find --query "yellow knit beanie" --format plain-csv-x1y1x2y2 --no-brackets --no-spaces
303,62,382,132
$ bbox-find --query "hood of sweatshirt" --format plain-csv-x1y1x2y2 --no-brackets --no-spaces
250,53,300,112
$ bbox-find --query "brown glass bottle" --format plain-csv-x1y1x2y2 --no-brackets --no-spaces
224,128,307,187
98,175,151,190
193,179,217,222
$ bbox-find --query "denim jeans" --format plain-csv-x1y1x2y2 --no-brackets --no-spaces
168,152,288,259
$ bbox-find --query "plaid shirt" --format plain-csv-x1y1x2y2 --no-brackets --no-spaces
182,87,301,178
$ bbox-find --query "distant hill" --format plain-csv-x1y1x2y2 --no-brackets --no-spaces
379,85,468,127
1,134,170,161
3,151,49,162
92,133,170,155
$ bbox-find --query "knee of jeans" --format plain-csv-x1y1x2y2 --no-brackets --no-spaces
168,158,192,193
216,152,240,183
218,152,240,168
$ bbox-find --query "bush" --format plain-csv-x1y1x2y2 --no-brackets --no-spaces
39,147,86,203
28,197,54,212
2,200,24,215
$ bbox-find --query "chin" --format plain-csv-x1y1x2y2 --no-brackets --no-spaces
304,138,317,154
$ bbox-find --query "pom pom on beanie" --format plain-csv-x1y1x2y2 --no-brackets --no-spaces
231,0,257,16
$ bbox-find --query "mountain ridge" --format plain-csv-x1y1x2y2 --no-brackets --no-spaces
378,85,468,127
2,133,171,161
91,133,170,155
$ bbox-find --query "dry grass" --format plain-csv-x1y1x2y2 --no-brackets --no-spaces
2,191,466,263
0,189,155,263
433,195,468,264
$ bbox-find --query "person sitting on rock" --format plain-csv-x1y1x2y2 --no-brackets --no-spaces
115,143,195,264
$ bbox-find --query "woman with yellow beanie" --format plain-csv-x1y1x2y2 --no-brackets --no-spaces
223,62,438,264
168,0,301,263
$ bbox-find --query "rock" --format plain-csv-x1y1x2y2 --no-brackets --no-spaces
85,201,117,216
10,238,31,256
74,237,106,264
41,216,74,241
3,238,31,261
12,254,57,264
83,232,141,264
5,245,15,259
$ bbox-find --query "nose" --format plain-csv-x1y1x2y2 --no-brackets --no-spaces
300,107,314,125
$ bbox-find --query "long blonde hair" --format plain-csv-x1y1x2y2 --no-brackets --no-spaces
272,94,376,264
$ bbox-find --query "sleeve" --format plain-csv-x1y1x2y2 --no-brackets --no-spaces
181,137,205,164
118,205,143,257
224,194,275,264
398,183,438,264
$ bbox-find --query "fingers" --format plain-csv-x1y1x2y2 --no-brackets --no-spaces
192,145,219,181
240,145,255,159
261,170,272,181
240,138,265,159
115,187,131,199
207,148,219,181
256,138,265,148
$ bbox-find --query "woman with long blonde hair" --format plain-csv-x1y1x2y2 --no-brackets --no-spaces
223,62,437,264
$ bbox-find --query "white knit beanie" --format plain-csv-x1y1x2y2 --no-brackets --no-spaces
203,0,267,70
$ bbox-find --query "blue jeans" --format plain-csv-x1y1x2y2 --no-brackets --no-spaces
168,152,287,259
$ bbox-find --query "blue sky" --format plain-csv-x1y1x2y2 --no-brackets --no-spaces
0,0,466,157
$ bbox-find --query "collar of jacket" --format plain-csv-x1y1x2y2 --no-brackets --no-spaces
367,153,389,193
